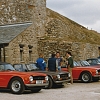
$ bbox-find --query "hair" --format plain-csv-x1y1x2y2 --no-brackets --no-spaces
66,51,72,56
39,53,43,57
51,53,56,58
56,52,60,54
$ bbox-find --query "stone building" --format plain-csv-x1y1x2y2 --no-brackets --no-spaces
0,0,46,64
0,0,100,64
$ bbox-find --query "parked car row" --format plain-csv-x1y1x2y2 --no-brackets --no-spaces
1,57,100,94
61,61,100,83
0,62,71,94
13,63,70,89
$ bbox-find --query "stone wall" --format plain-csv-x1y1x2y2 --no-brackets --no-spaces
0,0,47,64
5,25,38,64
0,0,100,64
0,0,32,24
0,0,46,36
38,39,99,62
37,12,100,62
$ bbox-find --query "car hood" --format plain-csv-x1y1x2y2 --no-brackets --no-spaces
76,66,100,70
3,70,47,76
30,70,69,75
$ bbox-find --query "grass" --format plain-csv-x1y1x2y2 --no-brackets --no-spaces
45,8,100,45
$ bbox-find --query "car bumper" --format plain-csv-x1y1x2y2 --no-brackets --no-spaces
25,83,49,87
54,79,71,84
93,75,100,77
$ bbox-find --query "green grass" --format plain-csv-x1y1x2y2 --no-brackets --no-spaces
45,8,100,45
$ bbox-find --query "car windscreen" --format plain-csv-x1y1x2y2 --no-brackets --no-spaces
74,61,80,66
87,59,99,65
81,61,90,66
13,64,27,71
5,64,15,70
0,64,15,71
26,64,39,71
97,59,100,63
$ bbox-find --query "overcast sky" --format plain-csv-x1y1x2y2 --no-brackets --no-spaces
46,0,100,33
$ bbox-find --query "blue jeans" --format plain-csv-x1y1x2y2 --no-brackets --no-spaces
58,66,61,71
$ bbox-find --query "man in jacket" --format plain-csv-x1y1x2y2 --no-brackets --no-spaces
48,53,58,71
36,53,46,71
66,51,74,84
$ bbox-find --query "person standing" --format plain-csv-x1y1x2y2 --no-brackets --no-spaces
36,53,46,71
66,51,74,84
56,52,63,71
48,53,58,71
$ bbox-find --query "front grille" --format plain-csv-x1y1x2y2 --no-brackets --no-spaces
60,74,68,80
33,76,45,80
98,70,100,73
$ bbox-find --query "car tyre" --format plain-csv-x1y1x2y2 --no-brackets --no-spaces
45,77,53,89
93,77,99,82
81,72,92,83
9,77,25,94
31,89,41,93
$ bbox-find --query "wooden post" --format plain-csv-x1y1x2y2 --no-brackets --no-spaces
0,48,1,62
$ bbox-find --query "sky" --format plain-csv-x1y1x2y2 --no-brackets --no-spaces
46,0,100,33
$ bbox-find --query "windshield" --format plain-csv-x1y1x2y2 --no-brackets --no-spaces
87,59,100,65
81,61,90,66
14,64,27,71
26,64,39,71
74,61,80,66
0,64,15,71
97,59,100,63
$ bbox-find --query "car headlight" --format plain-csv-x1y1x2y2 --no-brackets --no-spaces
29,76,33,82
45,76,48,81
57,75,60,79
96,70,98,74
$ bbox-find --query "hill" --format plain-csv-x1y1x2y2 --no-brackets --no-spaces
45,8,100,45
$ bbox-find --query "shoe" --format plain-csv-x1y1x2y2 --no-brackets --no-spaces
67,83,71,85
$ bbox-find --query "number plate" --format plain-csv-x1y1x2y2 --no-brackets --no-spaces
36,80,43,84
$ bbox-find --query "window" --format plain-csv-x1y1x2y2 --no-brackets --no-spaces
19,44,24,61
20,51,23,61
0,65,4,71
29,51,32,61
28,45,33,61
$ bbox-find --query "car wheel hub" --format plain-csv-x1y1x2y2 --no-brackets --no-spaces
11,80,21,92
82,74,89,82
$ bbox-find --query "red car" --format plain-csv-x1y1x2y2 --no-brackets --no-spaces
61,61,100,83
0,62,48,94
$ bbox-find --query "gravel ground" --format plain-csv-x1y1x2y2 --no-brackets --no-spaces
0,81,100,100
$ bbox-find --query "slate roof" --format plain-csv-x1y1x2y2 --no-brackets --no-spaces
0,22,32,44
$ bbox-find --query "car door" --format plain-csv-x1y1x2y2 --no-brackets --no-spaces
0,65,12,87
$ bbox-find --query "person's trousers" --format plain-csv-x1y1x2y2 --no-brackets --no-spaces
68,66,73,84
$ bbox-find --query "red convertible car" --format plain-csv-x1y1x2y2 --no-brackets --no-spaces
61,61,100,83
0,62,48,94
13,63,71,89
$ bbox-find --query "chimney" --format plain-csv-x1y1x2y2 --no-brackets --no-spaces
27,0,47,37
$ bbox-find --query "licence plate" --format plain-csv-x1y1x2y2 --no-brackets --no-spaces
36,80,43,84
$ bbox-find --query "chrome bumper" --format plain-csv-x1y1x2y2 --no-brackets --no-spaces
25,83,48,87
93,75,100,77
55,79,71,84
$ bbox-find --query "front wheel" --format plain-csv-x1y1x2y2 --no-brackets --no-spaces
9,77,25,94
45,77,53,89
81,72,92,83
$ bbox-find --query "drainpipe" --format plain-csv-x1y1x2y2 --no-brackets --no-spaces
3,44,6,62
0,48,1,62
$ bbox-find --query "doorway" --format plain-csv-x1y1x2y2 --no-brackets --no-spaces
98,47,100,57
